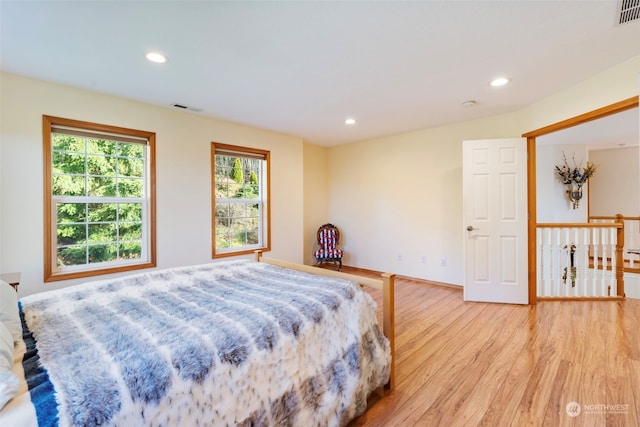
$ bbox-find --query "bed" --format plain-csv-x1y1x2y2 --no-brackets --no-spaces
0,252,395,426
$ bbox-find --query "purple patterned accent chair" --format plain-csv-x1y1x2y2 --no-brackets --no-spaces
314,223,343,271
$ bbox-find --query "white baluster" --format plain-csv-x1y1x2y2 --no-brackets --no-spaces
603,226,607,297
629,219,638,269
556,228,563,297
580,228,588,296
537,227,543,296
591,227,599,297
545,228,558,296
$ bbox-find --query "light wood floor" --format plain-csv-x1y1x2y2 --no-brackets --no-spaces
343,268,640,427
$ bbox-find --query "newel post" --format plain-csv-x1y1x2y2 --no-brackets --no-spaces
382,273,395,390
615,214,625,298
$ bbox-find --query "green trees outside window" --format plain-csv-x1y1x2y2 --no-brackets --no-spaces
52,135,145,267
44,116,156,281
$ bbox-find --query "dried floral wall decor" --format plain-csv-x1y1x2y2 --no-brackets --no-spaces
555,152,598,209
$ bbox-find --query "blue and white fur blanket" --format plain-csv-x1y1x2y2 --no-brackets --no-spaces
18,260,390,426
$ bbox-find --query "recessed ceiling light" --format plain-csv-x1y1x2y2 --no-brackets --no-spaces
490,77,510,87
146,52,167,63
345,118,356,125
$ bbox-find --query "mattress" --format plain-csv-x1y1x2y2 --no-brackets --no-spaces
0,259,390,426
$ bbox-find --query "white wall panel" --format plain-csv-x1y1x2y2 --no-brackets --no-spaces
473,174,490,221
474,236,490,282
500,173,517,221
500,236,517,284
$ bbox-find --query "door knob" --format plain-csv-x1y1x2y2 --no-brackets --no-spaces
466,226,475,231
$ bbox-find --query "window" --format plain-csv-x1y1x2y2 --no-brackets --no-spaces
212,143,270,257
43,116,156,281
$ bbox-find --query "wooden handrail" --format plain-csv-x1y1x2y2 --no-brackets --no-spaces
589,215,640,221
537,222,623,229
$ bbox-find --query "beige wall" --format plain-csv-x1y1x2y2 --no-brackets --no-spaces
589,146,640,217
324,112,523,283
320,55,640,285
0,72,305,296
302,143,329,265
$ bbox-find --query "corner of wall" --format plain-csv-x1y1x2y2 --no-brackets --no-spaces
302,142,330,264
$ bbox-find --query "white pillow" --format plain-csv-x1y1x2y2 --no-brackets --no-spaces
0,280,21,342
0,372,19,409
0,321,13,372
0,321,19,409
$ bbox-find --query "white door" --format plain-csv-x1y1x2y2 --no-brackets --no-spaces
463,138,529,304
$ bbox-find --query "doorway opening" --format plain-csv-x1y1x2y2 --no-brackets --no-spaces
522,96,639,303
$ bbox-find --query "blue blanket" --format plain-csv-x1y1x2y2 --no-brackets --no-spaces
18,260,390,426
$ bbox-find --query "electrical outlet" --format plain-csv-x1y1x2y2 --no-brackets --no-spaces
441,258,447,267
397,254,403,262
421,256,427,264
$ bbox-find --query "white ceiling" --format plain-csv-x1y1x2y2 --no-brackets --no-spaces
1,1,639,147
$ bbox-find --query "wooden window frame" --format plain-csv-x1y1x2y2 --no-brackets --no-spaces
211,142,271,258
43,115,156,282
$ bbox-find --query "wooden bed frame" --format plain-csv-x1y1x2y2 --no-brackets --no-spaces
255,250,396,389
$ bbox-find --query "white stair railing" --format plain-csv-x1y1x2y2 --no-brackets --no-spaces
537,220,624,299
590,215,640,270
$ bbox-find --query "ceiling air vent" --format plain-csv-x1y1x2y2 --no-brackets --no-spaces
171,103,203,112
617,0,640,24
